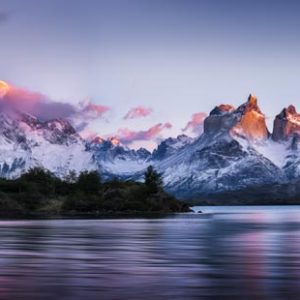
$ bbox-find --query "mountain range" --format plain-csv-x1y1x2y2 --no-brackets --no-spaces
1,94,300,200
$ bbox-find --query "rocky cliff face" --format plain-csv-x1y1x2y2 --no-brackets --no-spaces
152,134,193,160
203,94,269,142
203,104,236,135
272,105,300,141
231,95,269,141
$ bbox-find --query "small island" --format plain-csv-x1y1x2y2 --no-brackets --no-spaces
0,166,190,217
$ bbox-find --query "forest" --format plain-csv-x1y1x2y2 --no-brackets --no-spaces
0,166,190,216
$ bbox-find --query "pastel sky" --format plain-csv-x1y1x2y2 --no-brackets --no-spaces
1,0,300,149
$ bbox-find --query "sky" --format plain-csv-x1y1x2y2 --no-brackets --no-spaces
1,0,300,149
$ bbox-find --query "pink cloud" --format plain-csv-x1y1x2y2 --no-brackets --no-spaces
78,128,98,140
0,81,110,129
0,82,53,116
183,112,207,134
80,101,110,118
116,122,172,144
123,106,153,120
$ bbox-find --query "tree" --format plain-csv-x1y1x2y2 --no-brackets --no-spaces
144,165,163,194
64,170,77,183
76,170,102,194
21,167,53,182
20,167,56,195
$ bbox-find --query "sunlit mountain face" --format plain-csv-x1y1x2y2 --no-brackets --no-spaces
230,95,270,141
272,105,300,141
203,94,269,141
0,82,299,200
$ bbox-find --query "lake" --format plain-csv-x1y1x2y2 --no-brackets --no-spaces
1,206,300,299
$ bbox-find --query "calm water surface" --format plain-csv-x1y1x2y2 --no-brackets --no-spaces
1,206,300,299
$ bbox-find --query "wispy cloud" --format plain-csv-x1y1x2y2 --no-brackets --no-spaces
123,106,153,120
0,81,110,129
183,112,207,135
80,101,110,118
116,122,172,145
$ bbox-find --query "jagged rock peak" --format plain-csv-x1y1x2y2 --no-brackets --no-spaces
45,119,77,135
91,136,105,144
247,94,258,105
109,137,121,146
210,104,235,115
236,94,263,115
286,105,297,115
278,105,298,119
230,94,269,141
91,136,121,146
204,94,268,141
272,104,300,141
152,134,193,160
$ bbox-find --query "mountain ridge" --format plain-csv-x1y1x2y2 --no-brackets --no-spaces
0,94,299,199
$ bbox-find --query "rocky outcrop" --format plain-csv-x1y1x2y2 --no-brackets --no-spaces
231,94,269,141
152,134,192,160
291,134,300,150
272,105,300,141
204,94,269,141
203,104,236,136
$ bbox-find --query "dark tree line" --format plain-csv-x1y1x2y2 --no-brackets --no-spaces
0,166,190,215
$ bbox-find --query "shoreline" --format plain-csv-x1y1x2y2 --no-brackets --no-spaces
0,210,194,220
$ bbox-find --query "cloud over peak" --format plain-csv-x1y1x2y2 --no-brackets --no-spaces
116,122,172,145
183,112,207,135
79,100,110,118
123,106,153,120
0,81,110,129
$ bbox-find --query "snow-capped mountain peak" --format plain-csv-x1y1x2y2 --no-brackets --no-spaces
152,134,193,160
0,108,94,178
0,94,299,200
